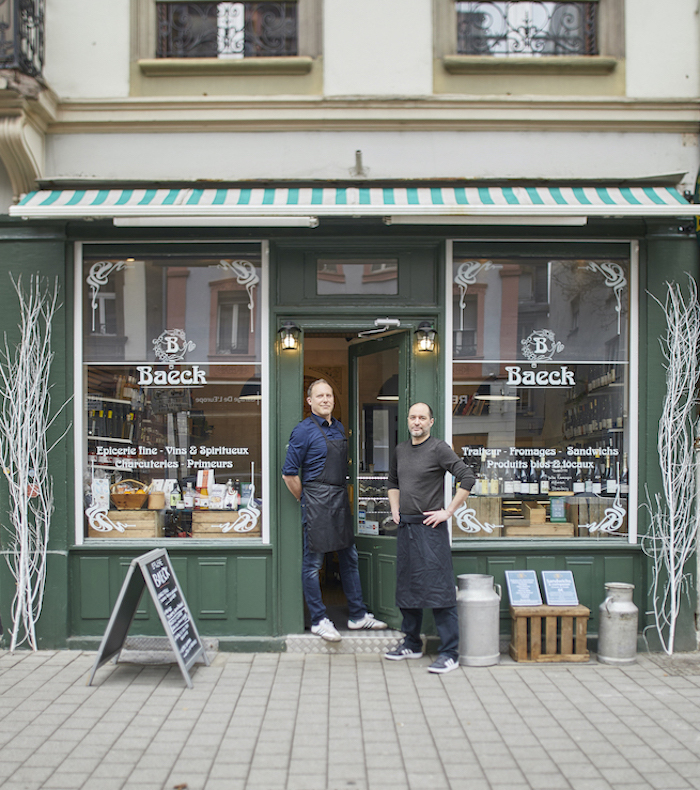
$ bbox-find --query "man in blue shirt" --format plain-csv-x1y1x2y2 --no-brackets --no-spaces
283,379,387,641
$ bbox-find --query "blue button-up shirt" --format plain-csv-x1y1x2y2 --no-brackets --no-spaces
282,414,347,485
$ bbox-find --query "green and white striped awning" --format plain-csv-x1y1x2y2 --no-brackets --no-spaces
10,184,693,224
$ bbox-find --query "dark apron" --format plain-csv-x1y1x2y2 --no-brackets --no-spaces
396,514,457,609
303,417,354,554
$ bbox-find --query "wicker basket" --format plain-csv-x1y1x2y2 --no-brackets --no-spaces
110,479,148,510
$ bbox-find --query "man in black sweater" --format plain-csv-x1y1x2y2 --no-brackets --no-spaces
385,402,475,674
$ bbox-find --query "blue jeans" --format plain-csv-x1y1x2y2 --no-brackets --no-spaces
302,527,366,626
400,606,459,660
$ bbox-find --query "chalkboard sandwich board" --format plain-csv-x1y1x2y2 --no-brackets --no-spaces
87,548,210,688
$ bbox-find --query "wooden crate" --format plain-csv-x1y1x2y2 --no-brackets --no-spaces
191,510,262,538
509,604,590,662
503,520,574,537
88,510,164,538
452,496,502,538
522,501,546,523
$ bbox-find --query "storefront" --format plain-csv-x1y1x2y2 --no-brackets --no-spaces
2,183,697,650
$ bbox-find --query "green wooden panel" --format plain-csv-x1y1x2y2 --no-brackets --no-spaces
565,557,595,611
376,553,398,622
79,557,111,620
236,556,268,619
171,556,189,598
198,558,228,619
357,550,372,603
452,556,481,577
525,556,558,572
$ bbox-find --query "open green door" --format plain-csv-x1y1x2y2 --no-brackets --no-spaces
349,332,410,629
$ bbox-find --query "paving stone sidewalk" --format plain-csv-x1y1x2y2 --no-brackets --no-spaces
1,649,700,790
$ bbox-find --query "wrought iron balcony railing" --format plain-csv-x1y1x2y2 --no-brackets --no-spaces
157,1,297,59
456,1,597,57
0,0,44,78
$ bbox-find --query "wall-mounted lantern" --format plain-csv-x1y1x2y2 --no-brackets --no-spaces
415,321,437,353
278,320,301,351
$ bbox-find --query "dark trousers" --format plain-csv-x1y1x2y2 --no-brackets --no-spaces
400,606,459,660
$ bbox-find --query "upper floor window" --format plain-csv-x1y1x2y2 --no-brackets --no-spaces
456,1,597,56
156,1,297,58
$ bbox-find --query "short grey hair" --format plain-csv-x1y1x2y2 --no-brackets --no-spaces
307,378,331,399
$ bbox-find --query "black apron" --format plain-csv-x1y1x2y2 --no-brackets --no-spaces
303,416,354,554
396,514,457,608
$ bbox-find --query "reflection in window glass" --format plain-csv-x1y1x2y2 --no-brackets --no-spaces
82,249,263,540
317,259,398,295
451,252,630,540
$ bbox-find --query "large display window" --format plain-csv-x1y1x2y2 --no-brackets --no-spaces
80,246,265,541
450,245,632,540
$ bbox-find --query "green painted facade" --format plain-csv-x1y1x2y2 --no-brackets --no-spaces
0,218,697,652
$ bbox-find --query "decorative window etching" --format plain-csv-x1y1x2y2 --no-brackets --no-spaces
582,261,627,335
520,328,565,364
218,259,260,331
453,502,503,534
212,463,260,532
583,491,626,534
86,260,129,332
454,261,494,330
152,329,196,363
85,504,135,533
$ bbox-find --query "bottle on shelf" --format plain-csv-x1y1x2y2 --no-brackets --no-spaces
527,463,538,495
538,455,549,495
591,454,602,495
169,480,181,509
224,479,238,510
620,453,629,495
489,471,500,496
183,482,195,508
604,455,618,495
235,478,242,508
573,456,585,494
503,467,515,496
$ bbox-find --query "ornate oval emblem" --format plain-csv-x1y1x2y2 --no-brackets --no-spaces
152,329,196,363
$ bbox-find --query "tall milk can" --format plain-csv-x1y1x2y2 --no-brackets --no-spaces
457,574,502,666
597,582,638,665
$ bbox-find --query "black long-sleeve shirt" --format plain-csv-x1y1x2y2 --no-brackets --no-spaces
388,436,475,516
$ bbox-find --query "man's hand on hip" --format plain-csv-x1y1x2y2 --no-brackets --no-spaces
422,509,451,527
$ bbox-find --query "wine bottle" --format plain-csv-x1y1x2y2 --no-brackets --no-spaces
620,453,629,495
591,454,602,495
538,455,549,495
573,456,585,494
604,455,618,495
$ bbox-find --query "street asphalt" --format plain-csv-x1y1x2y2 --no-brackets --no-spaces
1,647,700,790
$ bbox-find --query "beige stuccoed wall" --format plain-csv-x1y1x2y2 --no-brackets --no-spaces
44,0,130,98
625,0,700,98
323,0,433,96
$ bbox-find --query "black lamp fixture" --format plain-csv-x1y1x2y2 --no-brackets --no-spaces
415,321,437,353
278,320,301,351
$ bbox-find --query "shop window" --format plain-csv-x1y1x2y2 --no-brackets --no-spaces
456,1,598,57
81,247,265,542
156,1,298,58
451,249,631,541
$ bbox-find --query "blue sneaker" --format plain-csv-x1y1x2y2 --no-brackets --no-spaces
427,655,459,674
384,641,423,660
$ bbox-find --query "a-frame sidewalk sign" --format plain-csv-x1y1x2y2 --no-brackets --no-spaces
87,548,210,688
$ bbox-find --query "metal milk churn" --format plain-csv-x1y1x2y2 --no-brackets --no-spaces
597,582,638,665
457,574,502,666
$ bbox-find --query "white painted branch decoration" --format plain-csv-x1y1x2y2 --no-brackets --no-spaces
0,275,71,651
642,276,700,655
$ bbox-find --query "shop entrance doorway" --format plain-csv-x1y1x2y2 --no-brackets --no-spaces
301,329,409,630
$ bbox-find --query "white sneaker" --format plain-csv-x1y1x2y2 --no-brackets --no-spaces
311,617,342,642
348,612,388,630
